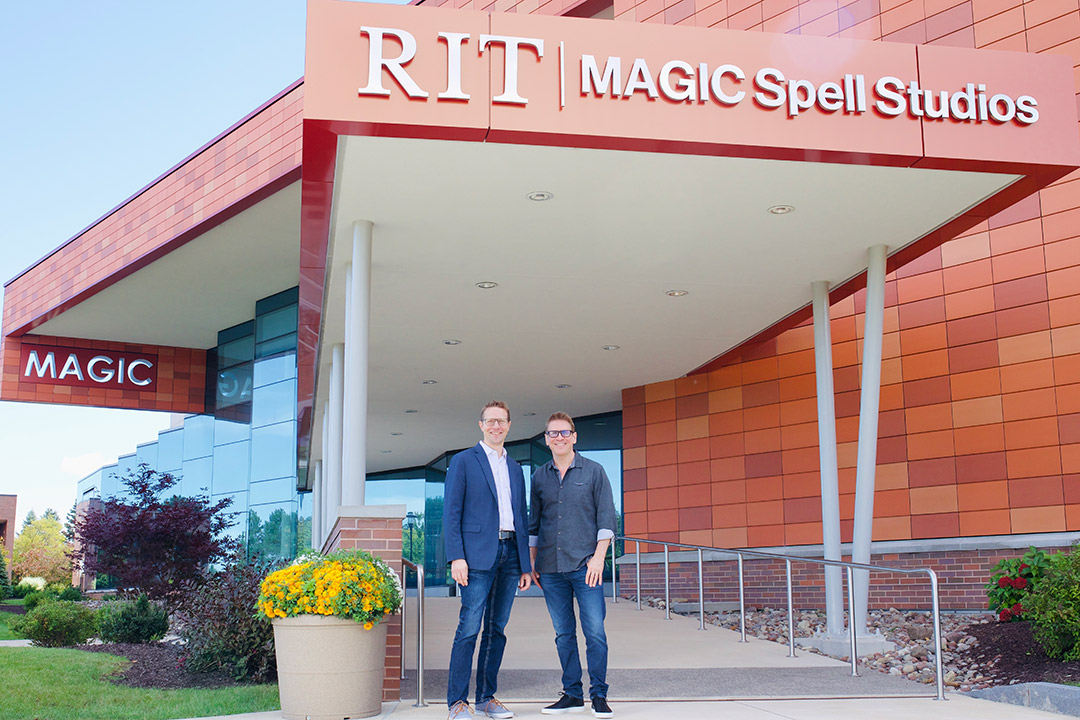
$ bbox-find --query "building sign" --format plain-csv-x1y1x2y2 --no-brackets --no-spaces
356,27,1040,125
20,345,157,390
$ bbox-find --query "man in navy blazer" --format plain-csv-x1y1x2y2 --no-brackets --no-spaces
444,400,532,720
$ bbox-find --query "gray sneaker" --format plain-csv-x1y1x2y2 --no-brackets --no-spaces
476,697,515,719
449,701,474,720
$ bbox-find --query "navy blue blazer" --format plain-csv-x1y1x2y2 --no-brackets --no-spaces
443,442,532,574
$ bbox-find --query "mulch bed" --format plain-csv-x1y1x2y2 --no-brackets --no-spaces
0,604,27,615
961,620,1080,686
79,643,242,690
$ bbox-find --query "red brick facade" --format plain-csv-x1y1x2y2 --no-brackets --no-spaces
0,495,15,576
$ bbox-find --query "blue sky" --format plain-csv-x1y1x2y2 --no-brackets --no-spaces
0,1,397,524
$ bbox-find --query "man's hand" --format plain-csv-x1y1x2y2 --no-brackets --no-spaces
531,569,542,588
451,558,469,587
518,573,532,591
529,547,541,588
585,554,605,587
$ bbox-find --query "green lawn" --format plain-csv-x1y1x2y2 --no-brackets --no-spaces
0,599,24,641
0,647,279,720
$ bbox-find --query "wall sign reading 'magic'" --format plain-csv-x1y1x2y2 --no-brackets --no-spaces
20,345,157,390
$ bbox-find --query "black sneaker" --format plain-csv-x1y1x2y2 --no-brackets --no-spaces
590,697,612,719
541,694,585,714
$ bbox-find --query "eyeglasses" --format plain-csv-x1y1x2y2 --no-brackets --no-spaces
482,418,510,427
545,429,574,438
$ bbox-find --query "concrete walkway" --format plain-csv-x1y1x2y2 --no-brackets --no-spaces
187,595,1065,719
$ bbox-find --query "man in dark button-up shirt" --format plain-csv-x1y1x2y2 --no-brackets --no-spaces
529,412,617,719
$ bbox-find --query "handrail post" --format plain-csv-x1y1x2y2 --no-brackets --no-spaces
664,544,671,620
738,553,747,643
611,537,618,603
414,563,427,707
399,565,408,681
636,541,642,611
929,569,946,701
846,566,858,677
697,548,705,631
785,558,796,657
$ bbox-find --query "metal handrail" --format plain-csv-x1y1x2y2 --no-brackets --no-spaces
609,535,946,701
400,558,427,708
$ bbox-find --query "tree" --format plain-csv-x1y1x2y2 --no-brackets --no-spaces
72,464,238,609
12,511,71,584
0,540,11,600
21,510,36,531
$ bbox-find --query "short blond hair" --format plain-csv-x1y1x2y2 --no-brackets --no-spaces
546,411,575,431
481,400,510,420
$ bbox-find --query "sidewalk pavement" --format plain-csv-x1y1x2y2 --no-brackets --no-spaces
178,596,1069,719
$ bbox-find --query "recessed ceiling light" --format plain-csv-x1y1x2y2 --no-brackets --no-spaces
666,290,689,297
381,450,392,453
555,384,572,389
602,345,620,351
443,339,462,346
390,432,403,436
527,191,553,202
422,380,438,385
404,409,418,414
522,412,536,417
475,281,499,289
768,204,795,215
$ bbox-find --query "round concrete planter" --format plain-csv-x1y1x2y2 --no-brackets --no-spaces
272,615,387,720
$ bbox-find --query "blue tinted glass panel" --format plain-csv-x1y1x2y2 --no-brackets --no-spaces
252,379,296,428
250,476,295,505
250,421,296,482
425,466,448,587
256,305,297,342
157,429,183,473
182,415,215,460
254,352,297,388
578,449,622,513
215,418,250,445
78,470,103,501
212,441,251,494
180,456,213,497
247,501,298,561
135,443,158,470
214,491,248,545
255,334,296,360
297,492,313,552
216,364,253,412
365,477,425,515
219,336,254,369
100,465,120,500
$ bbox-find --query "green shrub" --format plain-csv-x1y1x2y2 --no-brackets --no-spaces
0,546,10,601
13,577,46,598
175,554,280,682
57,585,84,601
98,594,170,644
1029,548,1080,660
10,600,98,647
986,546,1050,621
23,590,56,612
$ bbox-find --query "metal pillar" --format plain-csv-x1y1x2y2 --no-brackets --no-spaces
327,344,345,537
311,459,323,550
321,410,331,549
342,221,373,507
851,244,888,633
812,280,844,636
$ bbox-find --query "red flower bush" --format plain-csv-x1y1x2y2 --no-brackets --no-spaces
986,548,1048,622
998,577,1012,588
1013,577,1028,590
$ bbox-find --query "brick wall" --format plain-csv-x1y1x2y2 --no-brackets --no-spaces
324,511,406,703
617,545,1071,610
0,495,15,574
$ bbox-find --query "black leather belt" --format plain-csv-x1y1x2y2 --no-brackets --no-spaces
498,530,515,540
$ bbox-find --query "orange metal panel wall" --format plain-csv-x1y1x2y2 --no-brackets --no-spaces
2,85,304,339
0,335,206,413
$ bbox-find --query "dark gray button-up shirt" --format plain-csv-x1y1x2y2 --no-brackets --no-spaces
528,452,617,574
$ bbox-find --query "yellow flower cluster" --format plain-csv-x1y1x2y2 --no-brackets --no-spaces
256,549,403,628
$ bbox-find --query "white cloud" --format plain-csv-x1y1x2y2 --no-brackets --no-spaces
60,453,108,479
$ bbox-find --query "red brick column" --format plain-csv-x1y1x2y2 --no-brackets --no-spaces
324,506,405,703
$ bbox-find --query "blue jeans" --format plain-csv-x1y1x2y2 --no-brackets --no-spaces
540,566,609,700
447,539,521,707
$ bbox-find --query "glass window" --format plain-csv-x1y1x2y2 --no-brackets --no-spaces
250,421,297,482
182,415,215,461
157,429,183,473
254,351,297,388
256,305,298,342
250,476,296,505
252,379,296,428
247,501,298,561
215,418,250,446
180,456,213,497
135,442,158,470
213,490,249,546
218,336,254,370
212,441,251,495
216,364,253,414
256,333,297,360
297,493,313,553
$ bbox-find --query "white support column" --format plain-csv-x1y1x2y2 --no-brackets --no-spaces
812,281,844,637
852,244,888,634
311,459,323,550
327,344,345,539
321,409,331,548
342,221,372,507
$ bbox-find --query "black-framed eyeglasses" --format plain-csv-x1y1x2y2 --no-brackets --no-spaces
545,429,574,438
